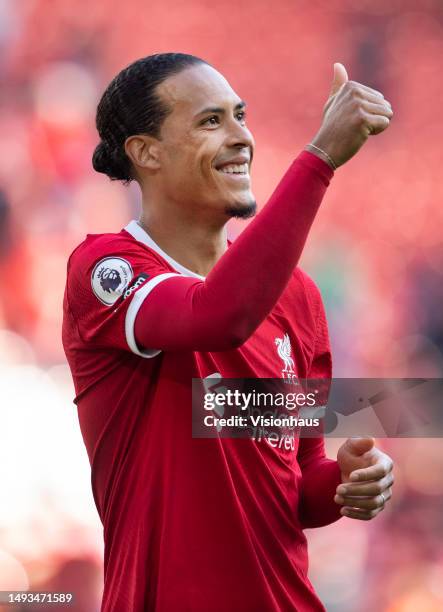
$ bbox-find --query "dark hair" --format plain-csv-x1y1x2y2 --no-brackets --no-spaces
92,53,207,183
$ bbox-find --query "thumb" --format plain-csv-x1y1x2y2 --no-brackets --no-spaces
329,62,348,97
346,436,375,456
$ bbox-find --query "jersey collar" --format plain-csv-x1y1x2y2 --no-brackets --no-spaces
124,220,206,280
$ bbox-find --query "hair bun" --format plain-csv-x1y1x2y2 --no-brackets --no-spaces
92,141,131,182
92,142,110,174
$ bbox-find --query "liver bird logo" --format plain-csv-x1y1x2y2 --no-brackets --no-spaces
275,333,295,374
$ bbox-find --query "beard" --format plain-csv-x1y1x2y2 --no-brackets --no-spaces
224,199,257,219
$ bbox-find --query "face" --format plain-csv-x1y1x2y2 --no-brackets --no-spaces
153,63,256,220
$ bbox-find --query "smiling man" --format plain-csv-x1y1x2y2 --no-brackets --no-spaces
62,53,394,612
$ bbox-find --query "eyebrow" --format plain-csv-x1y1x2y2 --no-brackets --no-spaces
194,100,246,118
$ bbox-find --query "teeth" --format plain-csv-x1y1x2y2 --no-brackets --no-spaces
217,163,248,174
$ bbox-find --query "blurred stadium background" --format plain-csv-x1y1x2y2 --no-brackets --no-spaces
1,0,442,610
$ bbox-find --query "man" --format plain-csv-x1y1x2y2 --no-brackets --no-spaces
63,53,394,611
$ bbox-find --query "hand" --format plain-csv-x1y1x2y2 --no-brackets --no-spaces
334,436,394,521
308,63,393,168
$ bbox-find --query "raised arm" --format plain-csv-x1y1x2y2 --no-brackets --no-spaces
134,63,393,353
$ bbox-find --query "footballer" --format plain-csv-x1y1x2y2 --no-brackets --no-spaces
63,53,395,611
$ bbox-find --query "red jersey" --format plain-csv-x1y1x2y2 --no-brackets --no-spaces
62,153,342,612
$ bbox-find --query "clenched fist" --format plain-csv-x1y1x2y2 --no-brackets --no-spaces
335,437,394,521
306,63,393,168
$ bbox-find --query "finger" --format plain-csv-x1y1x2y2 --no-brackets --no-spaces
330,62,349,97
346,436,375,456
361,100,393,119
382,487,393,503
350,459,393,481
337,473,394,497
334,494,385,510
348,80,384,99
360,92,392,107
363,93,392,108
340,506,380,521
362,114,391,136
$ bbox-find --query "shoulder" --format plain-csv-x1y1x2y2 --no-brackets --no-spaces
65,229,174,309
274,267,326,335
293,269,330,346
295,267,322,298
67,230,172,278
280,267,329,336
69,231,151,268
292,267,324,311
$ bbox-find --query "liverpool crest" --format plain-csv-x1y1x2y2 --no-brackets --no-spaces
275,333,297,381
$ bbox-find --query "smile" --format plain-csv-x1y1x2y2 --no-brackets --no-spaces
216,163,249,175
215,163,250,184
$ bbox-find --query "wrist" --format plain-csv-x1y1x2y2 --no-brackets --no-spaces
304,143,337,171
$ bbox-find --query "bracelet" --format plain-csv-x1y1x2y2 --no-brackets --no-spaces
306,143,338,171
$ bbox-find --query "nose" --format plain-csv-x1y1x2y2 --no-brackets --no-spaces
226,118,255,155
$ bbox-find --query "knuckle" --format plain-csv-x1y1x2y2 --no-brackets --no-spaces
350,98,361,113
355,110,367,127
374,483,383,494
360,99,372,112
370,87,384,98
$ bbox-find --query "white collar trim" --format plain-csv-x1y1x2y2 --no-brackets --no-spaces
124,220,206,280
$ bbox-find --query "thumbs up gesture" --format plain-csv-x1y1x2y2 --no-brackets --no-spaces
331,62,349,90
334,436,394,521
307,63,393,169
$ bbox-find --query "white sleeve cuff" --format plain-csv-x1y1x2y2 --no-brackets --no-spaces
125,272,180,358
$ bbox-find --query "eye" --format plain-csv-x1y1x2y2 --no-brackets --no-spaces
236,110,246,122
202,115,220,126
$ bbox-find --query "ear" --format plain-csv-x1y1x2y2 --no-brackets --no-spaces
124,135,162,172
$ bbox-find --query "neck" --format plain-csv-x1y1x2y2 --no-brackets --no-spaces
139,200,228,278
